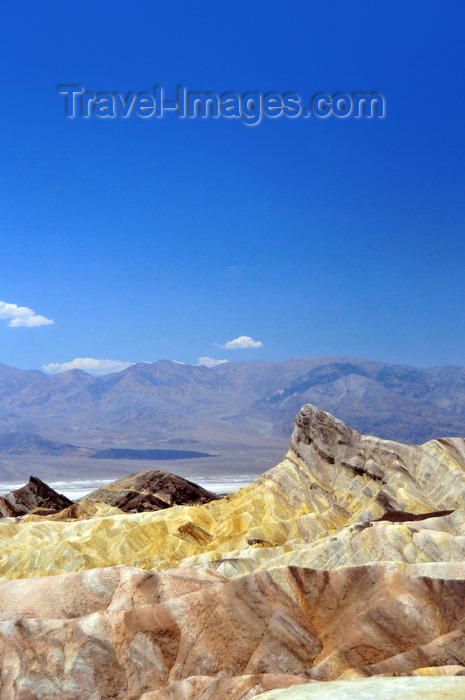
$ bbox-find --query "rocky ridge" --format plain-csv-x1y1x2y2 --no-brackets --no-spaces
81,468,218,513
2,357,465,449
0,475,73,517
2,404,465,698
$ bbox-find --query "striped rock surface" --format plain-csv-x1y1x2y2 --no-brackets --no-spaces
2,563,465,698
2,404,465,698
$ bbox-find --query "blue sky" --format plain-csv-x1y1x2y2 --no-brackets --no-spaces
1,0,464,373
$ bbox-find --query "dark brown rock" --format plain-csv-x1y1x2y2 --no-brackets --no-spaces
0,476,73,517
81,469,218,513
375,509,455,522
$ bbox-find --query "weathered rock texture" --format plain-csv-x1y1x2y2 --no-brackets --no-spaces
255,676,465,699
2,404,465,698
20,500,124,522
3,406,465,579
2,563,465,698
0,475,73,517
81,468,218,512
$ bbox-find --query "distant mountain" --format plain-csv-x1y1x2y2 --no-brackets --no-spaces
0,431,92,457
0,432,215,460
0,357,465,446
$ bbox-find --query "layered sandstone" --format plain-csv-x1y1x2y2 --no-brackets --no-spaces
2,404,465,698
2,563,465,698
2,405,465,580
255,676,465,699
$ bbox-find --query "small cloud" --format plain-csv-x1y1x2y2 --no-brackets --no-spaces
197,356,229,367
0,301,54,327
219,335,263,350
43,357,134,376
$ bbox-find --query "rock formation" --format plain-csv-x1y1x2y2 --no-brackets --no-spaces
2,563,465,698
2,404,465,698
0,475,73,517
81,468,218,512
255,676,465,699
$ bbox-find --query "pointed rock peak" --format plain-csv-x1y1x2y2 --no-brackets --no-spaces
0,476,73,518
291,404,361,463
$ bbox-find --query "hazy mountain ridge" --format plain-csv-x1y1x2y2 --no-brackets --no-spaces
0,357,465,447
0,431,92,457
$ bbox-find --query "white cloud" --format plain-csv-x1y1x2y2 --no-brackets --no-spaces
219,335,263,350
0,301,54,327
43,357,134,376
197,356,229,367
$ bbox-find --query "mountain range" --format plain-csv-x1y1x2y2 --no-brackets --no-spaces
1,357,465,457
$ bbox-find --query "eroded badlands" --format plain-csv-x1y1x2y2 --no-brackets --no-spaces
2,404,465,698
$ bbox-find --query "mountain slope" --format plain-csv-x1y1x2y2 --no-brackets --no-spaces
1,357,465,446
0,431,91,456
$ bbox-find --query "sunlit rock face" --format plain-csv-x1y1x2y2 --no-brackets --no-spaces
255,676,465,700
2,404,465,698
2,404,465,580
2,563,465,698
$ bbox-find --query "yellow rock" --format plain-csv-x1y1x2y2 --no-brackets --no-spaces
3,404,465,698
2,404,465,581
